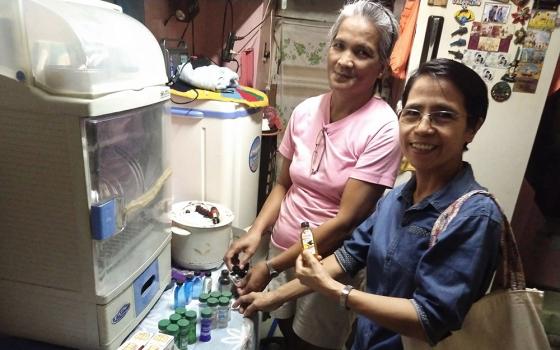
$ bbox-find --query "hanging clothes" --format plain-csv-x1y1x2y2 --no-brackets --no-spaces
389,0,420,79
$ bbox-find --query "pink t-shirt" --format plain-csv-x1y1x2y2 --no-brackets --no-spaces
271,92,401,250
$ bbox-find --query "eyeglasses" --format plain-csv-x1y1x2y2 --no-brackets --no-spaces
310,128,326,175
399,108,459,127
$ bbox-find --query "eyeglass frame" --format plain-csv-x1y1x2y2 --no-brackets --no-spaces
398,108,460,127
310,127,326,175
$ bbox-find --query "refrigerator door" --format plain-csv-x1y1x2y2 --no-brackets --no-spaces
407,0,560,218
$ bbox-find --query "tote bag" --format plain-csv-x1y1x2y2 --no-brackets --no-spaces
402,190,550,350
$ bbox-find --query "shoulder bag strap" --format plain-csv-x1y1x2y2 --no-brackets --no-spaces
429,190,525,290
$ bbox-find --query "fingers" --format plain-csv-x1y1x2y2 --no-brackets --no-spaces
301,250,320,267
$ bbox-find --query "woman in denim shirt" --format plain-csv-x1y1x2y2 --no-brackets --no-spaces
235,58,502,350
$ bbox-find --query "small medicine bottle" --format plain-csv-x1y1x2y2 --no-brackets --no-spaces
165,323,180,347
198,292,210,316
158,319,171,333
207,297,219,329
176,319,189,350
185,310,198,344
300,221,318,257
169,313,182,324
217,297,230,328
191,271,203,299
199,308,213,342
183,273,194,306
218,269,231,293
221,291,233,321
174,278,185,309
202,271,212,294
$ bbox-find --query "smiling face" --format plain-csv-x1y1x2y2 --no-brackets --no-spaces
399,75,478,177
327,16,384,100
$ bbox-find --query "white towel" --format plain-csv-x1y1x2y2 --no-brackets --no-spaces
178,62,239,91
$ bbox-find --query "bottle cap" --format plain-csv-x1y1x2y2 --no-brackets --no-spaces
218,297,229,306
166,323,179,335
207,297,219,307
220,269,229,276
221,291,233,300
205,271,211,276
158,319,171,331
301,221,310,228
210,291,221,299
201,308,212,318
199,293,210,302
175,307,186,317
169,313,182,323
177,319,189,329
185,310,197,320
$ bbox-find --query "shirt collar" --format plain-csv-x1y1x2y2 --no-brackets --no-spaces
397,162,483,213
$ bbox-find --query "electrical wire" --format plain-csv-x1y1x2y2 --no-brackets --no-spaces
220,0,229,65
178,22,190,48
170,89,199,104
191,16,195,55
231,58,239,73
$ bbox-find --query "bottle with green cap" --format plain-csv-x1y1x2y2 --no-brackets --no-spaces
176,319,189,350
185,310,197,344
165,323,180,347
217,296,229,328
199,308,212,342
207,297,219,329
158,319,171,333
199,292,210,314
221,291,233,321
169,313,182,324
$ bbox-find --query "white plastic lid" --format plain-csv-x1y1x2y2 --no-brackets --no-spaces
171,201,234,229
0,0,167,98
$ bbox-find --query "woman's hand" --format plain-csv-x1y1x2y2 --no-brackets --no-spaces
295,251,334,293
234,291,283,317
236,260,271,295
224,228,262,270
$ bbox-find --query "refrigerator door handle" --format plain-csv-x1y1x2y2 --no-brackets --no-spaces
420,15,444,65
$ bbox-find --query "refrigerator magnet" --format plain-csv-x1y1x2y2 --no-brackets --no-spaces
455,8,475,25
491,81,512,102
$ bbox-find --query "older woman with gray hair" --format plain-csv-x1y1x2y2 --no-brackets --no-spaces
224,1,400,349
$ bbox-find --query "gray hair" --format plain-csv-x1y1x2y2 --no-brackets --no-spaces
328,0,399,65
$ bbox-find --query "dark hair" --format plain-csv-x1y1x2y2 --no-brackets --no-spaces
402,58,489,131
329,0,399,65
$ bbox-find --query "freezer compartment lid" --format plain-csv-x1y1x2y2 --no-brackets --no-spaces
0,0,167,98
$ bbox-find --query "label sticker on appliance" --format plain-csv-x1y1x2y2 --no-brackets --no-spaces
249,136,261,173
112,303,130,324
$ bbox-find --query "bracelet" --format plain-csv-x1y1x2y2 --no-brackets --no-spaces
339,285,353,310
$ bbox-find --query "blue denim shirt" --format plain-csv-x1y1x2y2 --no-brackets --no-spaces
334,163,502,350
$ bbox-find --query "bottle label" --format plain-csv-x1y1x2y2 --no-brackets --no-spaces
301,228,317,255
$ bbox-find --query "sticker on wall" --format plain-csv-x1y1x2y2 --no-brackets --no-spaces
520,48,546,65
468,22,513,52
491,81,512,102
513,63,543,93
428,0,449,7
482,2,511,23
512,6,532,25
528,10,557,30
464,51,511,68
523,29,552,51
455,8,476,25
448,50,465,60
248,136,261,173
514,28,527,45
452,0,481,6
451,26,469,36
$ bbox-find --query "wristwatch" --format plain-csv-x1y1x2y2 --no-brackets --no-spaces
340,285,353,310
265,260,279,278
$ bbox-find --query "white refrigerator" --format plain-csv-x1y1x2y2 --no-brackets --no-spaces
406,0,560,219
